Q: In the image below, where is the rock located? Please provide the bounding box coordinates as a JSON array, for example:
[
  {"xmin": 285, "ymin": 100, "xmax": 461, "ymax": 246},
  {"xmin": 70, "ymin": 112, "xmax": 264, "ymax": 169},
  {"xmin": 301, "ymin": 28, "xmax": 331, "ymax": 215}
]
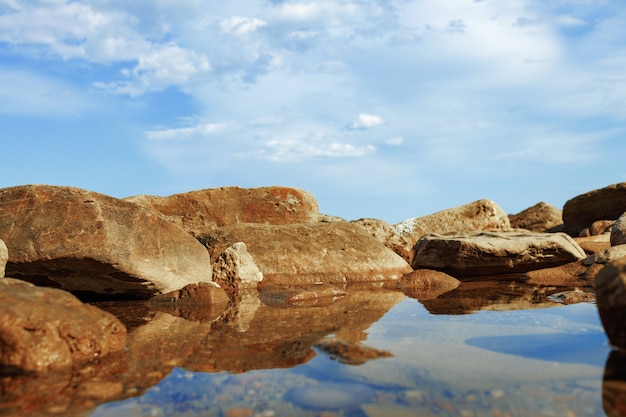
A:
[
  {"xmin": 259, "ymin": 284, "xmax": 348, "ymax": 307},
  {"xmin": 582, "ymin": 220, "xmax": 615, "ymax": 237},
  {"xmin": 611, "ymin": 213, "xmax": 626, "ymax": 246},
  {"xmin": 563, "ymin": 182, "xmax": 626, "ymax": 237},
  {"xmin": 314, "ymin": 336, "xmax": 393, "ymax": 365},
  {"xmin": 351, "ymin": 218, "xmax": 414, "ymax": 263},
  {"xmin": 125, "ymin": 186, "xmax": 319, "ymax": 236},
  {"xmin": 394, "ymin": 199, "xmax": 510, "ymax": 252},
  {"xmin": 575, "ymin": 234, "xmax": 611, "ymax": 254},
  {"xmin": 508, "ymin": 202, "xmax": 563, "ymax": 232},
  {"xmin": 0, "ymin": 278, "xmax": 126, "ymax": 372},
  {"xmin": 0, "ymin": 185, "xmax": 213, "ymax": 299},
  {"xmin": 412, "ymin": 231, "xmax": 587, "ymax": 277},
  {"xmin": 319, "ymin": 213, "xmax": 346, "ymax": 223},
  {"xmin": 198, "ymin": 222, "xmax": 412, "ymax": 286},
  {"xmin": 549, "ymin": 290, "xmax": 596, "ymax": 305},
  {"xmin": 523, "ymin": 262, "xmax": 590, "ymax": 287},
  {"xmin": 392, "ymin": 269, "xmax": 460, "ymax": 300},
  {"xmin": 148, "ymin": 282, "xmax": 229, "ymax": 322},
  {"xmin": 594, "ymin": 257, "xmax": 626, "ymax": 350},
  {"xmin": 212, "ymin": 242, "xmax": 263, "ymax": 299},
  {"xmin": 0, "ymin": 239, "xmax": 7, "ymax": 278}
]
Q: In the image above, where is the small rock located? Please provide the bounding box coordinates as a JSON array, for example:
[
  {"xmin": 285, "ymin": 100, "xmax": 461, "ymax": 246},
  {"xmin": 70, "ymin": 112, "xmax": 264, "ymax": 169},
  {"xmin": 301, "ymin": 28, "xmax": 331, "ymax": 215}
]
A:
[{"xmin": 213, "ymin": 242, "xmax": 263, "ymax": 299}]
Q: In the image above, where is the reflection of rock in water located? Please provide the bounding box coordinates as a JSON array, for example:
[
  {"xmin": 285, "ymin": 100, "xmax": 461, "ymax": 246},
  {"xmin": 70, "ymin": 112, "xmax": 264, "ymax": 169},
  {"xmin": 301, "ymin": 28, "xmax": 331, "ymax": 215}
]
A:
[
  {"xmin": 603, "ymin": 350, "xmax": 626, "ymax": 417},
  {"xmin": 314, "ymin": 336, "xmax": 393, "ymax": 365}
]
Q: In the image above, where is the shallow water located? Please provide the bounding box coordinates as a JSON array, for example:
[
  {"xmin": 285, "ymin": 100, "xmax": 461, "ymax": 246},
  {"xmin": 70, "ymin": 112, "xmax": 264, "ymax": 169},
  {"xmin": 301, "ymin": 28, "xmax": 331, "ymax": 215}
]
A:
[{"xmin": 90, "ymin": 292, "xmax": 611, "ymax": 417}]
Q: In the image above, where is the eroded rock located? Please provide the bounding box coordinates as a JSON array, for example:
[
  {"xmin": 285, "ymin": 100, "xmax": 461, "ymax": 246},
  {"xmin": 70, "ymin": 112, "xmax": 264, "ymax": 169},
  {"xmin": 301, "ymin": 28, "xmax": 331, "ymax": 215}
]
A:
[
  {"xmin": 0, "ymin": 185, "xmax": 213, "ymax": 298},
  {"xmin": 508, "ymin": 202, "xmax": 563, "ymax": 232},
  {"xmin": 212, "ymin": 242, "xmax": 263, "ymax": 299},
  {"xmin": 563, "ymin": 182, "xmax": 626, "ymax": 237},
  {"xmin": 412, "ymin": 231, "xmax": 587, "ymax": 277}
]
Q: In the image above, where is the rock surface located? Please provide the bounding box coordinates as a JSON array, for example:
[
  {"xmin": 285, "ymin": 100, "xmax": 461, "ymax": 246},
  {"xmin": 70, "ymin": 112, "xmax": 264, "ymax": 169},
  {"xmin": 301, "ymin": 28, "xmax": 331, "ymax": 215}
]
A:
[
  {"xmin": 0, "ymin": 239, "xmax": 7, "ymax": 278},
  {"xmin": 0, "ymin": 278, "xmax": 126, "ymax": 372},
  {"xmin": 392, "ymin": 269, "xmax": 461, "ymax": 300},
  {"xmin": 508, "ymin": 202, "xmax": 563, "ymax": 232},
  {"xmin": 125, "ymin": 186, "xmax": 319, "ymax": 236},
  {"xmin": 212, "ymin": 242, "xmax": 264, "ymax": 299},
  {"xmin": 198, "ymin": 222, "xmax": 412, "ymax": 285},
  {"xmin": 563, "ymin": 182, "xmax": 626, "ymax": 237},
  {"xmin": 611, "ymin": 213, "xmax": 626, "ymax": 246},
  {"xmin": 412, "ymin": 231, "xmax": 587, "ymax": 277},
  {"xmin": 394, "ymin": 199, "xmax": 510, "ymax": 250},
  {"xmin": 595, "ymin": 257, "xmax": 626, "ymax": 350},
  {"xmin": 351, "ymin": 218, "xmax": 414, "ymax": 263},
  {"xmin": 0, "ymin": 185, "xmax": 213, "ymax": 299}
]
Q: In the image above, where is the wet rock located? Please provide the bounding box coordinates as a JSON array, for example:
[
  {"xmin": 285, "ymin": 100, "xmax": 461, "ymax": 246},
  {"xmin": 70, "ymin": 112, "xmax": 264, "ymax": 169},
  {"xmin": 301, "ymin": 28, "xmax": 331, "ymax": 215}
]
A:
[
  {"xmin": 213, "ymin": 242, "xmax": 263, "ymax": 299},
  {"xmin": 0, "ymin": 278, "xmax": 126, "ymax": 372},
  {"xmin": 594, "ymin": 257, "xmax": 626, "ymax": 350},
  {"xmin": 0, "ymin": 239, "xmax": 7, "ymax": 277},
  {"xmin": 508, "ymin": 202, "xmax": 563, "ymax": 232},
  {"xmin": 563, "ymin": 182, "xmax": 626, "ymax": 237},
  {"xmin": 125, "ymin": 186, "xmax": 319, "ymax": 236},
  {"xmin": 351, "ymin": 218, "xmax": 414, "ymax": 263},
  {"xmin": 392, "ymin": 269, "xmax": 460, "ymax": 300},
  {"xmin": 523, "ymin": 261, "xmax": 590, "ymax": 287},
  {"xmin": 0, "ymin": 185, "xmax": 213, "ymax": 299},
  {"xmin": 549, "ymin": 290, "xmax": 596, "ymax": 305},
  {"xmin": 611, "ymin": 212, "xmax": 626, "ymax": 247},
  {"xmin": 394, "ymin": 199, "xmax": 510, "ymax": 252},
  {"xmin": 314, "ymin": 336, "xmax": 393, "ymax": 365},
  {"xmin": 148, "ymin": 282, "xmax": 229, "ymax": 322},
  {"xmin": 198, "ymin": 222, "xmax": 412, "ymax": 286},
  {"xmin": 412, "ymin": 231, "xmax": 587, "ymax": 277},
  {"xmin": 259, "ymin": 284, "xmax": 348, "ymax": 307}
]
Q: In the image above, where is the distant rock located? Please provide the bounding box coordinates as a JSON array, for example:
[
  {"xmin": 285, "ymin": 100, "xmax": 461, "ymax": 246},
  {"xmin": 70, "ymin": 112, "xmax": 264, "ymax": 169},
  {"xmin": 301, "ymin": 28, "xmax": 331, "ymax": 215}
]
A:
[
  {"xmin": 412, "ymin": 231, "xmax": 587, "ymax": 276},
  {"xmin": 125, "ymin": 186, "xmax": 319, "ymax": 236},
  {"xmin": 351, "ymin": 218, "xmax": 414, "ymax": 263},
  {"xmin": 394, "ymin": 199, "xmax": 510, "ymax": 258},
  {"xmin": 508, "ymin": 202, "xmax": 563, "ymax": 232},
  {"xmin": 595, "ymin": 257, "xmax": 626, "ymax": 350},
  {"xmin": 0, "ymin": 185, "xmax": 213, "ymax": 299},
  {"xmin": 563, "ymin": 182, "xmax": 626, "ymax": 237},
  {"xmin": 198, "ymin": 222, "xmax": 412, "ymax": 286},
  {"xmin": 0, "ymin": 239, "xmax": 7, "ymax": 278},
  {"xmin": 212, "ymin": 242, "xmax": 264, "ymax": 299},
  {"xmin": 611, "ymin": 213, "xmax": 626, "ymax": 246},
  {"xmin": 0, "ymin": 278, "xmax": 126, "ymax": 372}
]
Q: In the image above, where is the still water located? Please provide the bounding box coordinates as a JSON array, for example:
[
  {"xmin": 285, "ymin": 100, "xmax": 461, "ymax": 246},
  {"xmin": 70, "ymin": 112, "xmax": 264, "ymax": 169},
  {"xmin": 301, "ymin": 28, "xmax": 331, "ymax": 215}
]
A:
[{"xmin": 85, "ymin": 283, "xmax": 614, "ymax": 417}]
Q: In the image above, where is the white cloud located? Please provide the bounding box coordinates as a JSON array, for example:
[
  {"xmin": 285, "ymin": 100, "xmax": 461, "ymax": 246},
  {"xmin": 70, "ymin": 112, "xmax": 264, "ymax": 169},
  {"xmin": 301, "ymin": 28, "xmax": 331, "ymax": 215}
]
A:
[
  {"xmin": 220, "ymin": 16, "xmax": 267, "ymax": 35},
  {"xmin": 145, "ymin": 123, "xmax": 226, "ymax": 141},
  {"xmin": 348, "ymin": 113, "xmax": 384, "ymax": 130},
  {"xmin": 385, "ymin": 137, "xmax": 404, "ymax": 146},
  {"xmin": 555, "ymin": 15, "xmax": 587, "ymax": 26},
  {"xmin": 276, "ymin": 1, "xmax": 358, "ymax": 21}
]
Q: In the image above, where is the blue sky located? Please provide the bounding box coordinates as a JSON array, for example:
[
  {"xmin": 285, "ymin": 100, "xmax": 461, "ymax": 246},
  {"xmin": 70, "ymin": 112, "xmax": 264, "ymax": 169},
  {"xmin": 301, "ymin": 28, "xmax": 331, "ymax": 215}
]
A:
[{"xmin": 1, "ymin": 0, "xmax": 625, "ymax": 223}]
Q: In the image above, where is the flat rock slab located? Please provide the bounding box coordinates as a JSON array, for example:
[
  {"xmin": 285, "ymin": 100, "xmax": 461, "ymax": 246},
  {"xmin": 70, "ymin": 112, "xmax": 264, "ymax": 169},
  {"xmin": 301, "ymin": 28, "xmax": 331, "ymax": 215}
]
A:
[
  {"xmin": 412, "ymin": 231, "xmax": 587, "ymax": 277},
  {"xmin": 0, "ymin": 185, "xmax": 213, "ymax": 298},
  {"xmin": 198, "ymin": 222, "xmax": 412, "ymax": 285},
  {"xmin": 0, "ymin": 278, "xmax": 126, "ymax": 372}
]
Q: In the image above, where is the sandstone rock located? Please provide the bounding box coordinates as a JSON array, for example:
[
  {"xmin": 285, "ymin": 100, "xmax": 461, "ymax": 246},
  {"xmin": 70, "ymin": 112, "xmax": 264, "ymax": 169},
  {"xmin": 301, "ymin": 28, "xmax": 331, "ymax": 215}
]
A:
[
  {"xmin": 198, "ymin": 222, "xmax": 412, "ymax": 286},
  {"xmin": 0, "ymin": 185, "xmax": 213, "ymax": 299},
  {"xmin": 125, "ymin": 186, "xmax": 319, "ymax": 236},
  {"xmin": 563, "ymin": 182, "xmax": 626, "ymax": 237},
  {"xmin": 508, "ymin": 202, "xmax": 563, "ymax": 232},
  {"xmin": 394, "ymin": 199, "xmax": 510, "ymax": 251},
  {"xmin": 391, "ymin": 269, "xmax": 460, "ymax": 300},
  {"xmin": 412, "ymin": 231, "xmax": 587, "ymax": 277},
  {"xmin": 148, "ymin": 282, "xmax": 229, "ymax": 323},
  {"xmin": 611, "ymin": 213, "xmax": 626, "ymax": 246},
  {"xmin": 583, "ymin": 245, "xmax": 626, "ymax": 270},
  {"xmin": 319, "ymin": 214, "xmax": 346, "ymax": 223},
  {"xmin": 575, "ymin": 234, "xmax": 612, "ymax": 254},
  {"xmin": 351, "ymin": 218, "xmax": 414, "ymax": 263},
  {"xmin": 594, "ymin": 257, "xmax": 626, "ymax": 350},
  {"xmin": 523, "ymin": 261, "xmax": 590, "ymax": 287},
  {"xmin": 212, "ymin": 242, "xmax": 263, "ymax": 299},
  {"xmin": 0, "ymin": 278, "xmax": 126, "ymax": 372},
  {"xmin": 0, "ymin": 239, "xmax": 7, "ymax": 278}
]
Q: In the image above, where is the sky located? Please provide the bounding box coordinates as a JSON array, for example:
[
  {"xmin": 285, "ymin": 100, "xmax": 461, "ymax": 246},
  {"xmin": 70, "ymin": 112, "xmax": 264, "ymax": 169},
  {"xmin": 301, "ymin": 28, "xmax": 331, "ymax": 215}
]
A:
[{"xmin": 1, "ymin": 0, "xmax": 625, "ymax": 224}]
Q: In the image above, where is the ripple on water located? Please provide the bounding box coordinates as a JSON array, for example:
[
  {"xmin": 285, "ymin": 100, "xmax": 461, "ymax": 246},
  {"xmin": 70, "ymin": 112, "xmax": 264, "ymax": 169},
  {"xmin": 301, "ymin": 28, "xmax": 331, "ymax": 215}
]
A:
[{"xmin": 285, "ymin": 382, "xmax": 376, "ymax": 411}]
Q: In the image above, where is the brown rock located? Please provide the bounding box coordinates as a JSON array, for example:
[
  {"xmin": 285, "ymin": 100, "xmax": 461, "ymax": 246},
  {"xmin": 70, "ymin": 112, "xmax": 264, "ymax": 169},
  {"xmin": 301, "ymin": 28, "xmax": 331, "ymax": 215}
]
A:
[
  {"xmin": 148, "ymin": 282, "xmax": 229, "ymax": 322},
  {"xmin": 259, "ymin": 284, "xmax": 348, "ymax": 307},
  {"xmin": 595, "ymin": 257, "xmax": 626, "ymax": 350},
  {"xmin": 611, "ymin": 213, "xmax": 626, "ymax": 246},
  {"xmin": 575, "ymin": 234, "xmax": 611, "ymax": 254},
  {"xmin": 212, "ymin": 242, "xmax": 264, "ymax": 299},
  {"xmin": 0, "ymin": 278, "xmax": 126, "ymax": 372},
  {"xmin": 412, "ymin": 231, "xmax": 587, "ymax": 277},
  {"xmin": 198, "ymin": 222, "xmax": 412, "ymax": 286},
  {"xmin": 508, "ymin": 202, "xmax": 563, "ymax": 232},
  {"xmin": 0, "ymin": 185, "xmax": 213, "ymax": 299},
  {"xmin": 0, "ymin": 239, "xmax": 7, "ymax": 278},
  {"xmin": 125, "ymin": 186, "xmax": 319, "ymax": 236},
  {"xmin": 393, "ymin": 269, "xmax": 460, "ymax": 300},
  {"xmin": 524, "ymin": 261, "xmax": 590, "ymax": 287},
  {"xmin": 394, "ymin": 199, "xmax": 510, "ymax": 250},
  {"xmin": 314, "ymin": 337, "xmax": 393, "ymax": 365},
  {"xmin": 563, "ymin": 182, "xmax": 626, "ymax": 237},
  {"xmin": 351, "ymin": 218, "xmax": 414, "ymax": 263}
]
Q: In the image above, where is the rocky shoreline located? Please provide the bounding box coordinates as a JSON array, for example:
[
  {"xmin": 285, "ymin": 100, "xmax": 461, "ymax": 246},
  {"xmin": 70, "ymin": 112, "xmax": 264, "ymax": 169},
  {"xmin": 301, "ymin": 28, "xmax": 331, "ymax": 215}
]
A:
[{"xmin": 2, "ymin": 182, "xmax": 626, "ymax": 415}]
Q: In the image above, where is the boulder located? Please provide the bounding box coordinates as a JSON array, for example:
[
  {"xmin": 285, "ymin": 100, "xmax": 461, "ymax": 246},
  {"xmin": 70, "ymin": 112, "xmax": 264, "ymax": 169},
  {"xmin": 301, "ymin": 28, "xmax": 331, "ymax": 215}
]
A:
[
  {"xmin": 412, "ymin": 231, "xmax": 587, "ymax": 277},
  {"xmin": 0, "ymin": 239, "xmax": 7, "ymax": 278},
  {"xmin": 595, "ymin": 257, "xmax": 626, "ymax": 350},
  {"xmin": 563, "ymin": 182, "xmax": 626, "ymax": 237},
  {"xmin": 351, "ymin": 218, "xmax": 414, "ymax": 263},
  {"xmin": 611, "ymin": 213, "xmax": 626, "ymax": 246},
  {"xmin": 0, "ymin": 185, "xmax": 213, "ymax": 299},
  {"xmin": 125, "ymin": 186, "xmax": 319, "ymax": 236},
  {"xmin": 212, "ymin": 242, "xmax": 264, "ymax": 299},
  {"xmin": 392, "ymin": 269, "xmax": 461, "ymax": 300},
  {"xmin": 198, "ymin": 222, "xmax": 413, "ymax": 285},
  {"xmin": 508, "ymin": 202, "xmax": 563, "ymax": 232},
  {"xmin": 394, "ymin": 199, "xmax": 510, "ymax": 251},
  {"xmin": 0, "ymin": 278, "xmax": 126, "ymax": 372}
]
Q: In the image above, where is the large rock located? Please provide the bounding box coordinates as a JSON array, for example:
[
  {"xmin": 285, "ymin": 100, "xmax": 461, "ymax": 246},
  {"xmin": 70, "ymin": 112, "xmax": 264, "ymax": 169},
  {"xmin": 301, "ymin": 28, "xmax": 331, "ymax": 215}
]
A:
[
  {"xmin": 0, "ymin": 278, "xmax": 126, "ymax": 372},
  {"xmin": 198, "ymin": 222, "xmax": 413, "ymax": 285},
  {"xmin": 508, "ymin": 202, "xmax": 563, "ymax": 232},
  {"xmin": 412, "ymin": 231, "xmax": 587, "ymax": 277},
  {"xmin": 0, "ymin": 185, "xmax": 213, "ymax": 298},
  {"xmin": 125, "ymin": 186, "xmax": 319, "ymax": 236},
  {"xmin": 394, "ymin": 199, "xmax": 510, "ymax": 252},
  {"xmin": 611, "ymin": 213, "xmax": 626, "ymax": 246},
  {"xmin": 351, "ymin": 218, "xmax": 414, "ymax": 263},
  {"xmin": 212, "ymin": 242, "xmax": 264, "ymax": 299},
  {"xmin": 563, "ymin": 182, "xmax": 626, "ymax": 237},
  {"xmin": 0, "ymin": 239, "xmax": 7, "ymax": 277},
  {"xmin": 595, "ymin": 257, "xmax": 626, "ymax": 350}
]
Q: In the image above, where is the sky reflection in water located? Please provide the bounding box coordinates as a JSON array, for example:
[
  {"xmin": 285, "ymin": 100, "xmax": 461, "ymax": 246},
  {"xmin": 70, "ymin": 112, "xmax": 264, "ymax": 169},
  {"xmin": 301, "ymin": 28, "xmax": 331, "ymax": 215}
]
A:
[{"xmin": 91, "ymin": 297, "xmax": 611, "ymax": 417}]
